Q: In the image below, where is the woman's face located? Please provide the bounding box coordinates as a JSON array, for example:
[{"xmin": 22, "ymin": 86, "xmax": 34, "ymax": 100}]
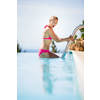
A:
[{"xmin": 49, "ymin": 19, "xmax": 58, "ymax": 28}]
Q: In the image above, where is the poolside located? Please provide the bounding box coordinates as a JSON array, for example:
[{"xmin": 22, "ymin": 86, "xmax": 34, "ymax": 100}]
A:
[{"xmin": 17, "ymin": 53, "xmax": 83, "ymax": 100}]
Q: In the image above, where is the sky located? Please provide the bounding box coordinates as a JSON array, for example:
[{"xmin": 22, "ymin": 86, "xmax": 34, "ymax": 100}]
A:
[{"xmin": 17, "ymin": 0, "xmax": 84, "ymax": 52}]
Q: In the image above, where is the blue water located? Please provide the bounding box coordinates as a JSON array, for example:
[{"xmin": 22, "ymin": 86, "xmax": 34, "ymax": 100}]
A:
[{"xmin": 17, "ymin": 53, "xmax": 82, "ymax": 100}]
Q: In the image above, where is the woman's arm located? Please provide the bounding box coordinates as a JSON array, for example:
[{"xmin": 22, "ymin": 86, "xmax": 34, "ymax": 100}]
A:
[{"xmin": 47, "ymin": 28, "xmax": 74, "ymax": 43}]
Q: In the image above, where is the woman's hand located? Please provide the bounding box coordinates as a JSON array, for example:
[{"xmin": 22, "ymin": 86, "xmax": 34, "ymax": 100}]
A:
[{"xmin": 69, "ymin": 35, "xmax": 74, "ymax": 41}]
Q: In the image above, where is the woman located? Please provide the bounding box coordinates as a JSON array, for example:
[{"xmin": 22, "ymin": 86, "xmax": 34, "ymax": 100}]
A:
[{"xmin": 38, "ymin": 16, "xmax": 74, "ymax": 58}]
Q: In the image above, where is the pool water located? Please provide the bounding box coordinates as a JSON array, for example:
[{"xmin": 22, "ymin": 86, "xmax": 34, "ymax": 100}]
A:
[{"xmin": 17, "ymin": 53, "xmax": 82, "ymax": 100}]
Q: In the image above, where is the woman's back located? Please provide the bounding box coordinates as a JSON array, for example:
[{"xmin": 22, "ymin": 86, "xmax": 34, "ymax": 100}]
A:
[{"xmin": 40, "ymin": 25, "xmax": 52, "ymax": 50}]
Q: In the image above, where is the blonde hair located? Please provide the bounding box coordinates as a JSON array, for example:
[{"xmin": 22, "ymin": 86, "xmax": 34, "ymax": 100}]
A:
[{"xmin": 49, "ymin": 16, "xmax": 58, "ymax": 21}]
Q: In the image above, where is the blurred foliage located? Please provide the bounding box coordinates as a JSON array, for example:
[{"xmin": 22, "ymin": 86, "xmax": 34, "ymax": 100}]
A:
[
  {"xmin": 73, "ymin": 35, "xmax": 77, "ymax": 43},
  {"xmin": 17, "ymin": 41, "xmax": 21, "ymax": 52},
  {"xmin": 51, "ymin": 40, "xmax": 60, "ymax": 53},
  {"xmin": 23, "ymin": 50, "xmax": 26, "ymax": 52},
  {"xmin": 79, "ymin": 20, "xmax": 84, "ymax": 38},
  {"xmin": 70, "ymin": 20, "xmax": 84, "ymax": 47}
]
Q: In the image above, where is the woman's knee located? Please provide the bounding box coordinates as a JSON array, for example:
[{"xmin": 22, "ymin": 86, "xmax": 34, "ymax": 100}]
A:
[{"xmin": 49, "ymin": 52, "xmax": 59, "ymax": 58}]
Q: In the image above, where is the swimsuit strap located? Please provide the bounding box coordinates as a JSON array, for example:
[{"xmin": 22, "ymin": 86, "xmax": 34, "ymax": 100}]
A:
[
  {"xmin": 44, "ymin": 25, "xmax": 50, "ymax": 29},
  {"xmin": 43, "ymin": 25, "xmax": 52, "ymax": 40},
  {"xmin": 44, "ymin": 25, "xmax": 48, "ymax": 29}
]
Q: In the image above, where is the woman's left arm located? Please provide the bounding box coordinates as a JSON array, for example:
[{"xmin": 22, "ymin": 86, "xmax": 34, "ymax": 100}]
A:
[{"xmin": 48, "ymin": 29, "xmax": 74, "ymax": 43}]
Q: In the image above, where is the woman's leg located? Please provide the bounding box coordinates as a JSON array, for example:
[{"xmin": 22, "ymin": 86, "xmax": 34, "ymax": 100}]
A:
[
  {"xmin": 40, "ymin": 53, "xmax": 50, "ymax": 58},
  {"xmin": 49, "ymin": 52, "xmax": 59, "ymax": 58}
]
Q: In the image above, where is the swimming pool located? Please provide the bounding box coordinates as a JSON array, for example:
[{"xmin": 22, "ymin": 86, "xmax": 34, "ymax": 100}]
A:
[{"xmin": 17, "ymin": 53, "xmax": 82, "ymax": 100}]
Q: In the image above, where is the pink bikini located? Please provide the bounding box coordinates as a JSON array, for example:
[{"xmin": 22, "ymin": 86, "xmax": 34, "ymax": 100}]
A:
[
  {"xmin": 38, "ymin": 25, "xmax": 52, "ymax": 57},
  {"xmin": 38, "ymin": 49, "xmax": 49, "ymax": 57}
]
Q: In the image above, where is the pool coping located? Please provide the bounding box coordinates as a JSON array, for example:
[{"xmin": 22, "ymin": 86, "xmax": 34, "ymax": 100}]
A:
[{"xmin": 70, "ymin": 50, "xmax": 84, "ymax": 100}]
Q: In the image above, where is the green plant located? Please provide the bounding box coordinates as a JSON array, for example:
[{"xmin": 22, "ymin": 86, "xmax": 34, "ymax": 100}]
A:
[
  {"xmin": 79, "ymin": 20, "xmax": 84, "ymax": 38},
  {"xmin": 17, "ymin": 42, "xmax": 21, "ymax": 52},
  {"xmin": 73, "ymin": 35, "xmax": 77, "ymax": 43},
  {"xmin": 51, "ymin": 40, "xmax": 60, "ymax": 53}
]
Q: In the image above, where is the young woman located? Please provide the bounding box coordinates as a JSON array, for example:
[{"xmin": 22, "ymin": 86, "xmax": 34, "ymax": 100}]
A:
[{"xmin": 38, "ymin": 16, "xmax": 74, "ymax": 58}]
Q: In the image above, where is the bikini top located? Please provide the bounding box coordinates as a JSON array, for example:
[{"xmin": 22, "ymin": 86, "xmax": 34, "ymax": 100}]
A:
[{"xmin": 43, "ymin": 25, "xmax": 52, "ymax": 40}]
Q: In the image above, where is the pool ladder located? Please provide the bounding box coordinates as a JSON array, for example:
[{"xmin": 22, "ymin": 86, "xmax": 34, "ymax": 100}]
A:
[{"xmin": 61, "ymin": 25, "xmax": 84, "ymax": 58}]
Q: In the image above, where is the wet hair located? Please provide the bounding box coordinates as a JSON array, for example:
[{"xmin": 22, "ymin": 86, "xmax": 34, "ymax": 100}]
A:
[{"xmin": 49, "ymin": 16, "xmax": 58, "ymax": 21}]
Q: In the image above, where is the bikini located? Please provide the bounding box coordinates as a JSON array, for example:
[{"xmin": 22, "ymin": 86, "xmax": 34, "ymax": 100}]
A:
[{"xmin": 38, "ymin": 25, "xmax": 52, "ymax": 57}]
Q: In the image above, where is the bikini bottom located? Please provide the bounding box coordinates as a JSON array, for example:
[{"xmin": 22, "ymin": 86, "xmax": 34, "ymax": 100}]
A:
[{"xmin": 38, "ymin": 49, "xmax": 49, "ymax": 57}]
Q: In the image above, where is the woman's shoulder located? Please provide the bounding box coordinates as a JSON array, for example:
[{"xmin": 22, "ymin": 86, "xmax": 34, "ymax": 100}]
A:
[
  {"xmin": 44, "ymin": 27, "xmax": 51, "ymax": 33},
  {"xmin": 43, "ymin": 25, "xmax": 54, "ymax": 34}
]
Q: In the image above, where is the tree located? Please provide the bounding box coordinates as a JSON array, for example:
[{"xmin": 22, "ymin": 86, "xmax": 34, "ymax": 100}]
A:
[
  {"xmin": 73, "ymin": 35, "xmax": 77, "ymax": 43},
  {"xmin": 51, "ymin": 40, "xmax": 60, "ymax": 53},
  {"xmin": 17, "ymin": 41, "xmax": 21, "ymax": 52},
  {"xmin": 79, "ymin": 20, "xmax": 84, "ymax": 38}
]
